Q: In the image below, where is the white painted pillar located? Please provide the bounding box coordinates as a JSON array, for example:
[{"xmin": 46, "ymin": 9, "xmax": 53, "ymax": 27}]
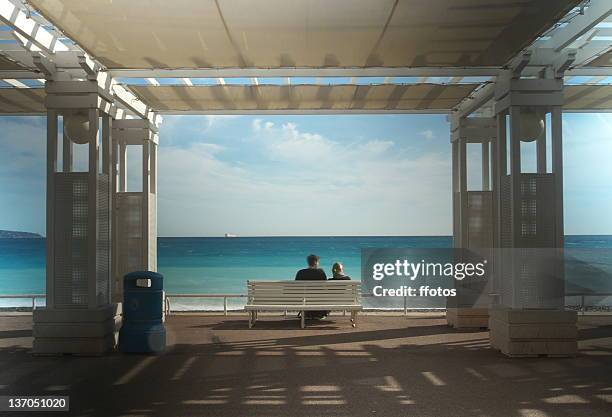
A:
[
  {"xmin": 489, "ymin": 76, "xmax": 575, "ymax": 357},
  {"xmin": 34, "ymin": 81, "xmax": 119, "ymax": 355},
  {"xmin": 448, "ymin": 117, "xmax": 496, "ymax": 328},
  {"xmin": 119, "ymin": 140, "xmax": 127, "ymax": 192},
  {"xmin": 45, "ymin": 110, "xmax": 58, "ymax": 309},
  {"xmin": 482, "ymin": 141, "xmax": 490, "ymax": 191},
  {"xmin": 62, "ymin": 122, "xmax": 72, "ymax": 172},
  {"xmin": 551, "ymin": 106, "xmax": 564, "ymax": 248},
  {"xmin": 111, "ymin": 120, "xmax": 159, "ymax": 302}
]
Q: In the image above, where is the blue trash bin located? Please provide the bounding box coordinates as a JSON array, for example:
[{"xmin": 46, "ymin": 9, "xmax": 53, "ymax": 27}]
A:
[{"xmin": 119, "ymin": 271, "xmax": 166, "ymax": 353}]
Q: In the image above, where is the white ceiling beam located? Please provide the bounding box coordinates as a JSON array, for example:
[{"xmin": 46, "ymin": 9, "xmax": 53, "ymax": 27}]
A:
[
  {"xmin": 453, "ymin": 82, "xmax": 496, "ymax": 118},
  {"xmin": 542, "ymin": 0, "xmax": 612, "ymax": 51},
  {"xmin": 1, "ymin": 66, "xmax": 607, "ymax": 82},
  {"xmin": 156, "ymin": 109, "xmax": 453, "ymax": 115},
  {"xmin": 112, "ymin": 82, "xmax": 158, "ymax": 124},
  {"xmin": 0, "ymin": 0, "xmax": 69, "ymax": 53},
  {"xmin": 108, "ymin": 67, "xmax": 502, "ymax": 79},
  {"xmin": 561, "ymin": 67, "xmax": 612, "ymax": 76},
  {"xmin": 0, "ymin": 69, "xmax": 40, "ymax": 78},
  {"xmin": 32, "ymin": 52, "xmax": 54, "ymax": 77},
  {"xmin": 13, "ymin": 31, "xmax": 40, "ymax": 52}
]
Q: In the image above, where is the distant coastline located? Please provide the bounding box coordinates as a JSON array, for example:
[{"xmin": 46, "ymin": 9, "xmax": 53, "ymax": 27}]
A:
[{"xmin": 0, "ymin": 230, "xmax": 43, "ymax": 239}]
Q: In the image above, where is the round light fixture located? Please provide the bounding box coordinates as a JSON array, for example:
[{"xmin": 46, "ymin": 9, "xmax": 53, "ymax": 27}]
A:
[
  {"xmin": 519, "ymin": 109, "xmax": 544, "ymax": 142},
  {"xmin": 63, "ymin": 112, "xmax": 90, "ymax": 144}
]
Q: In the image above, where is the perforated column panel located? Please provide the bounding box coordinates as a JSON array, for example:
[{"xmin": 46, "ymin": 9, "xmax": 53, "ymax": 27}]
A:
[
  {"xmin": 500, "ymin": 174, "xmax": 556, "ymax": 248},
  {"xmin": 116, "ymin": 193, "xmax": 143, "ymax": 278},
  {"xmin": 500, "ymin": 178, "xmax": 513, "ymax": 248},
  {"xmin": 54, "ymin": 173, "xmax": 89, "ymax": 308},
  {"xmin": 498, "ymin": 174, "xmax": 562, "ymax": 309},
  {"xmin": 467, "ymin": 191, "xmax": 493, "ymax": 248},
  {"xmin": 148, "ymin": 193, "xmax": 157, "ymax": 271},
  {"xmin": 53, "ymin": 173, "xmax": 110, "ymax": 308},
  {"xmin": 96, "ymin": 175, "xmax": 110, "ymax": 306}
]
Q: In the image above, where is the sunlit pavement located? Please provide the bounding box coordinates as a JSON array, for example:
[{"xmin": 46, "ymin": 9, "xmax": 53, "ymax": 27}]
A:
[{"xmin": 0, "ymin": 313, "xmax": 611, "ymax": 417}]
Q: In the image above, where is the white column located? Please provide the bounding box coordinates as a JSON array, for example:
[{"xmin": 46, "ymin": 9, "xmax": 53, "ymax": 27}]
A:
[
  {"xmin": 509, "ymin": 106, "xmax": 522, "ymax": 249},
  {"xmin": 482, "ymin": 141, "xmax": 490, "ymax": 191},
  {"xmin": 458, "ymin": 136, "xmax": 468, "ymax": 248},
  {"xmin": 119, "ymin": 140, "xmax": 127, "ymax": 192},
  {"xmin": 87, "ymin": 108, "xmax": 100, "ymax": 309},
  {"xmin": 45, "ymin": 110, "xmax": 58, "ymax": 309},
  {"xmin": 35, "ymin": 81, "xmax": 120, "ymax": 355},
  {"xmin": 551, "ymin": 106, "xmax": 564, "ymax": 248},
  {"xmin": 62, "ymin": 122, "xmax": 72, "ymax": 172},
  {"xmin": 142, "ymin": 139, "xmax": 150, "ymax": 269}
]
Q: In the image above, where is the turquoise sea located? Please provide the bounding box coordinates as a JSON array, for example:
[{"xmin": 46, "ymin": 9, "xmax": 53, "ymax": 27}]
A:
[{"xmin": 1, "ymin": 236, "xmax": 611, "ymax": 309}]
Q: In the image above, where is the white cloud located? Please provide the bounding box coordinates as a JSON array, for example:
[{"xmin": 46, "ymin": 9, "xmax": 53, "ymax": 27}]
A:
[
  {"xmin": 157, "ymin": 118, "xmax": 452, "ymax": 236},
  {"xmin": 418, "ymin": 129, "xmax": 434, "ymax": 140},
  {"xmin": 357, "ymin": 139, "xmax": 394, "ymax": 155},
  {"xmin": 252, "ymin": 118, "xmax": 274, "ymax": 132}
]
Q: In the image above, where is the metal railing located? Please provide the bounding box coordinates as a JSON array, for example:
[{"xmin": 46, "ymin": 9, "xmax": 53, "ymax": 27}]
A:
[
  {"xmin": 0, "ymin": 294, "xmax": 45, "ymax": 310},
  {"xmin": 164, "ymin": 293, "xmax": 248, "ymax": 316},
  {"xmin": 1, "ymin": 292, "xmax": 611, "ymax": 316},
  {"xmin": 566, "ymin": 292, "xmax": 612, "ymax": 315}
]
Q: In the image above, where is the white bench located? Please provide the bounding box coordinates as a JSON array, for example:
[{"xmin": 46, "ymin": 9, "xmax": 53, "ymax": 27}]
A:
[{"xmin": 245, "ymin": 280, "xmax": 362, "ymax": 328}]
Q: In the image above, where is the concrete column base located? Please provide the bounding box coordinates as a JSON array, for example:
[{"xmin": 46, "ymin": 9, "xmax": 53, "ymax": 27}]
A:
[
  {"xmin": 489, "ymin": 307, "xmax": 577, "ymax": 357},
  {"xmin": 446, "ymin": 308, "xmax": 489, "ymax": 329},
  {"xmin": 33, "ymin": 304, "xmax": 122, "ymax": 355}
]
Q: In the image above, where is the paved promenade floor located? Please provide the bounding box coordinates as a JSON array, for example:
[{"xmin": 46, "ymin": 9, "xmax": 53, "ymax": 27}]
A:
[{"xmin": 0, "ymin": 313, "xmax": 611, "ymax": 417}]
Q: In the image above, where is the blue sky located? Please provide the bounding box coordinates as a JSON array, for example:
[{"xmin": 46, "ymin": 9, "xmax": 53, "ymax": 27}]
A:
[{"xmin": 0, "ymin": 113, "xmax": 611, "ymax": 236}]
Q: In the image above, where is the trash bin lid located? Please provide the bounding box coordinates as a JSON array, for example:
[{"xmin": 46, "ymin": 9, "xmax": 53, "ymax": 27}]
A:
[{"xmin": 124, "ymin": 271, "xmax": 163, "ymax": 290}]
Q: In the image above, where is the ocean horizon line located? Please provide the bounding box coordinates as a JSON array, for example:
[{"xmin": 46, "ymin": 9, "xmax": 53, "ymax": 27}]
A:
[
  {"xmin": 155, "ymin": 234, "xmax": 612, "ymax": 239},
  {"xmin": 3, "ymin": 233, "xmax": 612, "ymax": 239}
]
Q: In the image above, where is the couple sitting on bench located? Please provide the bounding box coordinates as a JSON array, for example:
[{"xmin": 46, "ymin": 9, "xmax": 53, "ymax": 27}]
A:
[{"xmin": 295, "ymin": 254, "xmax": 351, "ymax": 320}]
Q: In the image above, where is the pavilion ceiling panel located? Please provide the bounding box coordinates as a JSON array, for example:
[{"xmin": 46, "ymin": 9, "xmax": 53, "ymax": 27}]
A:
[
  {"xmin": 28, "ymin": 0, "xmax": 580, "ymax": 69},
  {"xmin": 128, "ymin": 84, "xmax": 481, "ymax": 113},
  {"xmin": 564, "ymin": 85, "xmax": 612, "ymax": 111},
  {"xmin": 587, "ymin": 51, "xmax": 612, "ymax": 67},
  {"xmin": 0, "ymin": 56, "xmax": 28, "ymax": 71},
  {"xmin": 0, "ymin": 88, "xmax": 45, "ymax": 113}
]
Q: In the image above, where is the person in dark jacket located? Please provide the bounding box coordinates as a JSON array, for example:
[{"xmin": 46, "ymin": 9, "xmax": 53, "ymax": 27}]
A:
[
  {"xmin": 329, "ymin": 262, "xmax": 351, "ymax": 280},
  {"xmin": 295, "ymin": 254, "xmax": 327, "ymax": 319},
  {"xmin": 295, "ymin": 254, "xmax": 327, "ymax": 281}
]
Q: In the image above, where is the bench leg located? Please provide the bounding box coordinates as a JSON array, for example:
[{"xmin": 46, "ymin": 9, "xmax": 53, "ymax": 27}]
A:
[
  {"xmin": 300, "ymin": 311, "xmax": 305, "ymax": 329},
  {"xmin": 351, "ymin": 311, "xmax": 357, "ymax": 328},
  {"xmin": 248, "ymin": 311, "xmax": 253, "ymax": 328}
]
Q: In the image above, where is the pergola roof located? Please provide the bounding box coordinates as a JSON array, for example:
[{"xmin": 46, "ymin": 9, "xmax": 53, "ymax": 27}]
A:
[
  {"xmin": 1, "ymin": 83, "xmax": 610, "ymax": 115},
  {"xmin": 0, "ymin": 0, "xmax": 610, "ymax": 117},
  {"xmin": 28, "ymin": 0, "xmax": 579, "ymax": 69},
  {"xmin": 564, "ymin": 84, "xmax": 612, "ymax": 111},
  {"xmin": 0, "ymin": 88, "xmax": 45, "ymax": 113},
  {"xmin": 0, "ymin": 55, "xmax": 27, "ymax": 71},
  {"xmin": 587, "ymin": 51, "xmax": 612, "ymax": 67},
  {"xmin": 128, "ymin": 83, "xmax": 481, "ymax": 114}
]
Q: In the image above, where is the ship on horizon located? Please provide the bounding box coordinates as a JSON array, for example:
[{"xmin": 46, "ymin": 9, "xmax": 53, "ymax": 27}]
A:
[{"xmin": 224, "ymin": 233, "xmax": 237, "ymax": 238}]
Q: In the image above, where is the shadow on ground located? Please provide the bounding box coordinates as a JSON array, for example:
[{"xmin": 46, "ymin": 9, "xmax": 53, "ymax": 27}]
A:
[{"xmin": 0, "ymin": 314, "xmax": 611, "ymax": 417}]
